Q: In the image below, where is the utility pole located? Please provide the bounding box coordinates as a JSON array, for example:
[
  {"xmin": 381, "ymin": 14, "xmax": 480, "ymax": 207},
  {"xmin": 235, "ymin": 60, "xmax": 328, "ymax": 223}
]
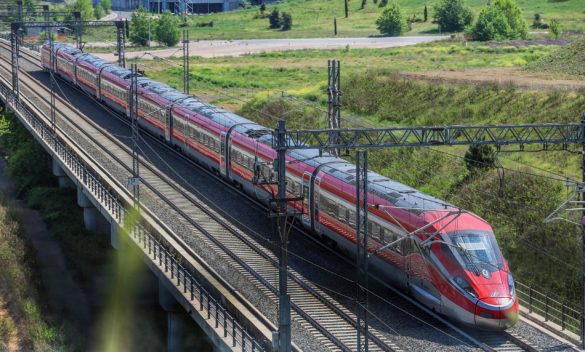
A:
[
  {"xmin": 327, "ymin": 60, "xmax": 341, "ymax": 156},
  {"xmin": 128, "ymin": 63, "xmax": 140, "ymax": 208},
  {"xmin": 183, "ymin": 29, "xmax": 189, "ymax": 94},
  {"xmin": 116, "ymin": 19, "xmax": 126, "ymax": 68},
  {"xmin": 356, "ymin": 150, "xmax": 369, "ymax": 352},
  {"xmin": 10, "ymin": 22, "xmax": 19, "ymax": 102},
  {"xmin": 73, "ymin": 11, "xmax": 81, "ymax": 49},
  {"xmin": 276, "ymin": 119, "xmax": 291, "ymax": 352},
  {"xmin": 581, "ymin": 114, "xmax": 585, "ymax": 349}
]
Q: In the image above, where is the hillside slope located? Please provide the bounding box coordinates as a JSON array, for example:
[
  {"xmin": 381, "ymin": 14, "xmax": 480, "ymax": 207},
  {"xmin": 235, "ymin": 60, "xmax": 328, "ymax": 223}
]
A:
[{"xmin": 529, "ymin": 36, "xmax": 585, "ymax": 78}]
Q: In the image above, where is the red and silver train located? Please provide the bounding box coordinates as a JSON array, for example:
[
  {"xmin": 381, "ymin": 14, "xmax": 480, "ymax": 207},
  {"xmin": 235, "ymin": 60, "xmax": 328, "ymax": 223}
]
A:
[{"xmin": 41, "ymin": 41, "xmax": 518, "ymax": 330}]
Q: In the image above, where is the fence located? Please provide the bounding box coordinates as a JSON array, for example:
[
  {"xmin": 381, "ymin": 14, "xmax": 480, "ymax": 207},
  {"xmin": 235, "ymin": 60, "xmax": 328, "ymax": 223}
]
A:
[
  {"xmin": 0, "ymin": 76, "xmax": 266, "ymax": 352},
  {"xmin": 516, "ymin": 281, "xmax": 580, "ymax": 334}
]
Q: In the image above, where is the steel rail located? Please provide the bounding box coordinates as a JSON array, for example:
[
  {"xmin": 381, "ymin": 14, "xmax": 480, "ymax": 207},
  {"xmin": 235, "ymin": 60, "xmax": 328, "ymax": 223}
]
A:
[{"xmin": 0, "ymin": 49, "xmax": 401, "ymax": 352}]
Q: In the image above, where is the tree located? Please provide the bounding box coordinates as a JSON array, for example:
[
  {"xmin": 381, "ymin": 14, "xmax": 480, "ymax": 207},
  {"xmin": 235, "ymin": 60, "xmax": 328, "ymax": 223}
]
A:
[
  {"xmin": 281, "ymin": 12, "xmax": 292, "ymax": 30},
  {"xmin": 423, "ymin": 4, "xmax": 428, "ymax": 22},
  {"xmin": 378, "ymin": 0, "xmax": 387, "ymax": 7},
  {"xmin": 94, "ymin": 2, "xmax": 104, "ymax": 19},
  {"xmin": 334, "ymin": 17, "xmax": 337, "ymax": 35},
  {"xmin": 268, "ymin": 8, "xmax": 281, "ymax": 29},
  {"xmin": 344, "ymin": 0, "xmax": 348, "ymax": 17},
  {"xmin": 464, "ymin": 144, "xmax": 496, "ymax": 172},
  {"xmin": 260, "ymin": 3, "xmax": 266, "ymax": 14},
  {"xmin": 471, "ymin": 0, "xmax": 527, "ymax": 40},
  {"xmin": 360, "ymin": 0, "xmax": 366, "ymax": 10},
  {"xmin": 376, "ymin": 1, "xmax": 405, "ymax": 36},
  {"xmin": 68, "ymin": 0, "xmax": 95, "ymax": 21},
  {"xmin": 549, "ymin": 19, "xmax": 561, "ymax": 39},
  {"xmin": 101, "ymin": 0, "xmax": 112, "ymax": 13},
  {"xmin": 433, "ymin": 0, "xmax": 473, "ymax": 32},
  {"xmin": 156, "ymin": 10, "xmax": 180, "ymax": 46},
  {"xmin": 129, "ymin": 8, "xmax": 150, "ymax": 46}
]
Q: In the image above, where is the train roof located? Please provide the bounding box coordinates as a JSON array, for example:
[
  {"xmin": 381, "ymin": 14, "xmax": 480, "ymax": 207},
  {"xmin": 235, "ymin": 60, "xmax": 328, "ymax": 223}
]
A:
[
  {"xmin": 102, "ymin": 65, "xmax": 132, "ymax": 79},
  {"xmin": 288, "ymin": 148, "xmax": 452, "ymax": 213},
  {"xmin": 49, "ymin": 42, "xmax": 455, "ymax": 216}
]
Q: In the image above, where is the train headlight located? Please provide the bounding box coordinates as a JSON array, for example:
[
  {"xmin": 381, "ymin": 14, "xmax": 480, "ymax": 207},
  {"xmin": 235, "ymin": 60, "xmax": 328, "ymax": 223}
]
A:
[
  {"xmin": 508, "ymin": 273, "xmax": 515, "ymax": 297},
  {"xmin": 453, "ymin": 276, "xmax": 478, "ymax": 298}
]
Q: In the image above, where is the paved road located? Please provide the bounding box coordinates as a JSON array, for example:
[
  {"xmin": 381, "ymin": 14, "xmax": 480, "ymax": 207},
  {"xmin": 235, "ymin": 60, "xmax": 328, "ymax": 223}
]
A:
[{"xmin": 92, "ymin": 35, "xmax": 448, "ymax": 61}]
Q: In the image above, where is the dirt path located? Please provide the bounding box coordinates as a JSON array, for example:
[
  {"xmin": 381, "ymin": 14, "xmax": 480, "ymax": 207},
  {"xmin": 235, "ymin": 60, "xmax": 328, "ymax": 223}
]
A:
[
  {"xmin": 401, "ymin": 67, "xmax": 585, "ymax": 91},
  {"xmin": 0, "ymin": 158, "xmax": 92, "ymax": 333}
]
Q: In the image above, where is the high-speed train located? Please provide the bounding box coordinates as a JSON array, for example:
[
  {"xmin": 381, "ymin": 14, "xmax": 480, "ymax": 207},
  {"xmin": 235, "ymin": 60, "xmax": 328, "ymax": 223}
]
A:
[{"xmin": 41, "ymin": 41, "xmax": 518, "ymax": 329}]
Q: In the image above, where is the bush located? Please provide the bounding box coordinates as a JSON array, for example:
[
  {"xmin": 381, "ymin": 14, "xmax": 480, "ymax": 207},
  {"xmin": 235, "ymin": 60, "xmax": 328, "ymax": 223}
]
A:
[
  {"xmin": 101, "ymin": 0, "xmax": 111, "ymax": 13},
  {"xmin": 549, "ymin": 19, "xmax": 561, "ymax": 39},
  {"xmin": 155, "ymin": 11, "xmax": 180, "ymax": 47},
  {"xmin": 433, "ymin": 0, "xmax": 473, "ymax": 32},
  {"xmin": 376, "ymin": 1, "xmax": 405, "ymax": 36},
  {"xmin": 129, "ymin": 8, "xmax": 150, "ymax": 46},
  {"xmin": 93, "ymin": 3, "xmax": 104, "ymax": 20},
  {"xmin": 464, "ymin": 144, "xmax": 496, "ymax": 172},
  {"xmin": 268, "ymin": 9, "xmax": 281, "ymax": 29},
  {"xmin": 281, "ymin": 12, "xmax": 292, "ymax": 31},
  {"xmin": 378, "ymin": 0, "xmax": 388, "ymax": 8},
  {"xmin": 472, "ymin": 0, "xmax": 527, "ymax": 41}
]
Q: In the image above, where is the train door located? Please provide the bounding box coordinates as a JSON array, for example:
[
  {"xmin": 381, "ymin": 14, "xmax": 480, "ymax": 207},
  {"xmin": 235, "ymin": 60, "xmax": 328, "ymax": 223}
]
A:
[
  {"xmin": 404, "ymin": 238, "xmax": 441, "ymax": 311},
  {"xmin": 313, "ymin": 175, "xmax": 322, "ymax": 233},
  {"xmin": 301, "ymin": 171, "xmax": 311, "ymax": 226},
  {"xmin": 165, "ymin": 108, "xmax": 172, "ymax": 143},
  {"xmin": 219, "ymin": 131, "xmax": 227, "ymax": 177}
]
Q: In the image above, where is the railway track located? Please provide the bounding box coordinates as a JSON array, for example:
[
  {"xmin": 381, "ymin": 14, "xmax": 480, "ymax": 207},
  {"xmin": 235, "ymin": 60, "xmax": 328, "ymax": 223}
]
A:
[
  {"xmin": 0, "ymin": 42, "xmax": 404, "ymax": 352},
  {"xmin": 0, "ymin": 42, "xmax": 554, "ymax": 352}
]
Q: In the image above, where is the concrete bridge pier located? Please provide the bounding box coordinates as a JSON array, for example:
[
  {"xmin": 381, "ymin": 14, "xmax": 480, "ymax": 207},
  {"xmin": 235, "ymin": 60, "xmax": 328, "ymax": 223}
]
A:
[
  {"xmin": 159, "ymin": 280, "xmax": 188, "ymax": 352},
  {"xmin": 52, "ymin": 158, "xmax": 75, "ymax": 189},
  {"xmin": 77, "ymin": 184, "xmax": 110, "ymax": 234}
]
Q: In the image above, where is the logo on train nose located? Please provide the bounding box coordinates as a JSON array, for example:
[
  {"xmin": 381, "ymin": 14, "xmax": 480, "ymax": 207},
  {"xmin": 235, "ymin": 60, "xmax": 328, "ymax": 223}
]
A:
[
  {"xmin": 481, "ymin": 269, "xmax": 491, "ymax": 278},
  {"xmin": 491, "ymin": 291, "xmax": 499, "ymax": 297}
]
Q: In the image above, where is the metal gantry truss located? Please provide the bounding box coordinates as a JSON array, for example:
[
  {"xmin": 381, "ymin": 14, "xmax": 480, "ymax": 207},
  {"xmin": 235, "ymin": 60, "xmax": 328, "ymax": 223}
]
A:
[{"xmin": 271, "ymin": 117, "xmax": 585, "ymax": 351}]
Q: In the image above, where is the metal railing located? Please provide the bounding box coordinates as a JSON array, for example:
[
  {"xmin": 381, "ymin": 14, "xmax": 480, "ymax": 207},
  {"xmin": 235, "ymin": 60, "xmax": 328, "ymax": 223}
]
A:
[
  {"xmin": 516, "ymin": 280, "xmax": 580, "ymax": 334},
  {"xmin": 0, "ymin": 77, "xmax": 266, "ymax": 352}
]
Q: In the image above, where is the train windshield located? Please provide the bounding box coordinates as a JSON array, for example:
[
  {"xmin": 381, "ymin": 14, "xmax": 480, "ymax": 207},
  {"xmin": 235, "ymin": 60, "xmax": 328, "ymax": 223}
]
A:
[{"xmin": 444, "ymin": 232, "xmax": 503, "ymax": 273}]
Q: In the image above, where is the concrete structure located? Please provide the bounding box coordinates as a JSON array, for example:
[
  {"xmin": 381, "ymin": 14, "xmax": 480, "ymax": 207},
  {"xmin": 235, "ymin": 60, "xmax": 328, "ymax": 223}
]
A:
[{"xmin": 112, "ymin": 0, "xmax": 240, "ymax": 12}]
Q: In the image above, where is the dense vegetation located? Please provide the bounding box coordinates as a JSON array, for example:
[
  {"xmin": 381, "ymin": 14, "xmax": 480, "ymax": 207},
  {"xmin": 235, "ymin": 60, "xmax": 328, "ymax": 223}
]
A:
[{"xmin": 0, "ymin": 113, "xmax": 69, "ymax": 350}]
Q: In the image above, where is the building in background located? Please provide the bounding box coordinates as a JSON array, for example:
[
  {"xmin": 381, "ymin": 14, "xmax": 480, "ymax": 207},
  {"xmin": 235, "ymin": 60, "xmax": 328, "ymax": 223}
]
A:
[{"xmin": 111, "ymin": 0, "xmax": 240, "ymax": 12}]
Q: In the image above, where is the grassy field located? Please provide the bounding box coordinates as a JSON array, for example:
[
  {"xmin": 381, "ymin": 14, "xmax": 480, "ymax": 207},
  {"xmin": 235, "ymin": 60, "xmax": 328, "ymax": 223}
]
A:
[
  {"xmin": 181, "ymin": 0, "xmax": 585, "ymax": 40},
  {"xmin": 143, "ymin": 39, "xmax": 558, "ymax": 111}
]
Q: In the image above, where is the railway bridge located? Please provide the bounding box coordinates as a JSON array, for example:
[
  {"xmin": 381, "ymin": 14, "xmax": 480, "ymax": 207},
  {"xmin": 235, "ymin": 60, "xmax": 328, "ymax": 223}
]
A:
[{"xmin": 0, "ymin": 40, "xmax": 582, "ymax": 352}]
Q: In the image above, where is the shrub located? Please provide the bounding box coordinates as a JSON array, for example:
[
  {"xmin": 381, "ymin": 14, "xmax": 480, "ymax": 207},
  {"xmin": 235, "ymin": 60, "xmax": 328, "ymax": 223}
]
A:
[
  {"xmin": 433, "ymin": 0, "xmax": 473, "ymax": 32},
  {"xmin": 155, "ymin": 11, "xmax": 180, "ymax": 47},
  {"xmin": 129, "ymin": 8, "xmax": 150, "ymax": 46},
  {"xmin": 471, "ymin": 0, "xmax": 528, "ymax": 41},
  {"xmin": 378, "ymin": 0, "xmax": 387, "ymax": 8},
  {"xmin": 260, "ymin": 3, "xmax": 266, "ymax": 13},
  {"xmin": 93, "ymin": 3, "xmax": 104, "ymax": 20},
  {"xmin": 549, "ymin": 19, "xmax": 561, "ymax": 39},
  {"xmin": 281, "ymin": 12, "xmax": 292, "ymax": 31},
  {"xmin": 101, "ymin": 0, "xmax": 111, "ymax": 13},
  {"xmin": 268, "ymin": 9, "xmax": 281, "ymax": 29},
  {"xmin": 464, "ymin": 144, "xmax": 496, "ymax": 172},
  {"xmin": 376, "ymin": 1, "xmax": 405, "ymax": 36},
  {"xmin": 424, "ymin": 4, "xmax": 428, "ymax": 22}
]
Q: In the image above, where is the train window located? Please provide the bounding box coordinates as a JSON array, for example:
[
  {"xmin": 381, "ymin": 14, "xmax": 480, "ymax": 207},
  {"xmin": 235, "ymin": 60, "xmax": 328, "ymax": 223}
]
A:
[
  {"xmin": 348, "ymin": 210, "xmax": 355, "ymax": 227},
  {"xmin": 328, "ymin": 202, "xmax": 336, "ymax": 216}
]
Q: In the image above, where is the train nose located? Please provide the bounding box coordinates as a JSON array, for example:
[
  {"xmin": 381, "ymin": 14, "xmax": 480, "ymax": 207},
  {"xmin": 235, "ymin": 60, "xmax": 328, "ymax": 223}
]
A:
[{"xmin": 474, "ymin": 296, "xmax": 518, "ymax": 330}]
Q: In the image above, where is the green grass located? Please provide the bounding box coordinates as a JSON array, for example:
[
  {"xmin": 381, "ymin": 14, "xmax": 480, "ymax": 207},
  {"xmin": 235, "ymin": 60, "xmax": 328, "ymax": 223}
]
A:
[
  {"xmin": 174, "ymin": 0, "xmax": 585, "ymax": 40},
  {"xmin": 71, "ymin": 0, "xmax": 585, "ymax": 43},
  {"xmin": 529, "ymin": 35, "xmax": 585, "ymax": 77}
]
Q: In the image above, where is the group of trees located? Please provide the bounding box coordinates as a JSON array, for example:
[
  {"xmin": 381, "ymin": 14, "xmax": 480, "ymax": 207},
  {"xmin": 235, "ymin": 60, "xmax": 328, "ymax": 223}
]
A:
[
  {"xmin": 376, "ymin": 0, "xmax": 553, "ymax": 41},
  {"xmin": 129, "ymin": 8, "xmax": 181, "ymax": 47},
  {"xmin": 268, "ymin": 9, "xmax": 293, "ymax": 31},
  {"xmin": 93, "ymin": 0, "xmax": 111, "ymax": 19}
]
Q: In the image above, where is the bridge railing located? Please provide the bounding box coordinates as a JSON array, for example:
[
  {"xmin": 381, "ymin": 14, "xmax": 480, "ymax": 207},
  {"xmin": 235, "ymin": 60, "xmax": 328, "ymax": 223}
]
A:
[
  {"xmin": 516, "ymin": 280, "xmax": 580, "ymax": 334},
  {"xmin": 0, "ymin": 78, "xmax": 266, "ymax": 352}
]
